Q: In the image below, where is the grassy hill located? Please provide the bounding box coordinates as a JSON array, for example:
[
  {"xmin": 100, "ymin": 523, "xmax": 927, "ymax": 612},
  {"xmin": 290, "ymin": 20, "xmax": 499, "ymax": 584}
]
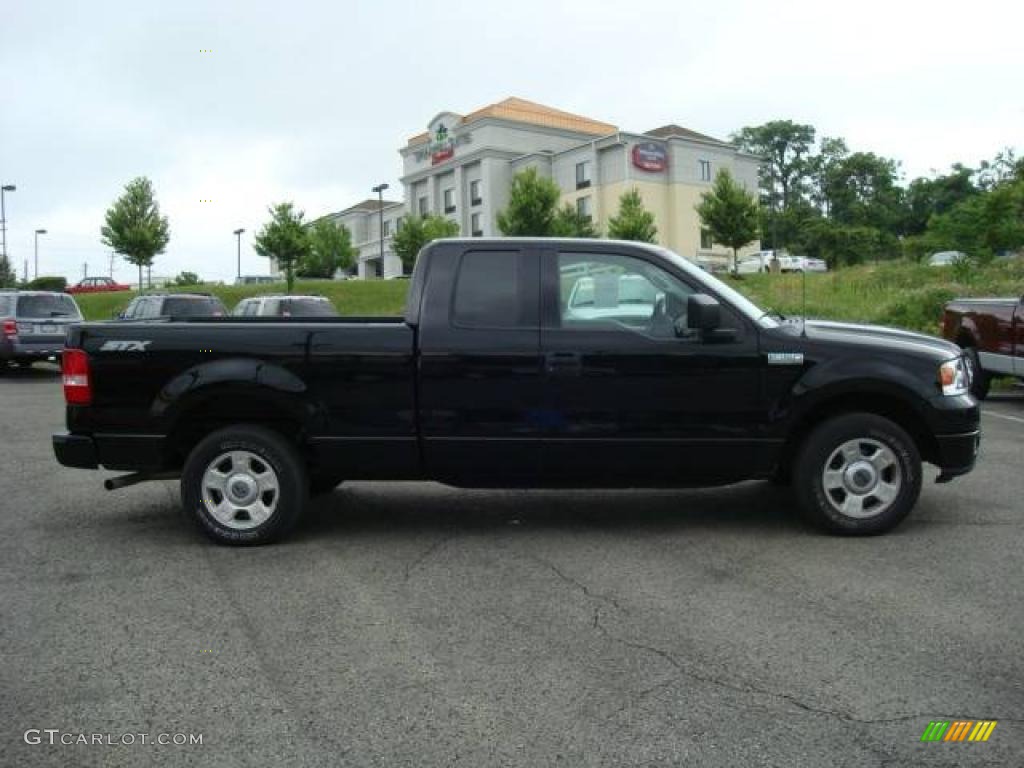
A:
[
  {"xmin": 73, "ymin": 259, "xmax": 1023, "ymax": 336},
  {"xmin": 74, "ymin": 279, "xmax": 410, "ymax": 321}
]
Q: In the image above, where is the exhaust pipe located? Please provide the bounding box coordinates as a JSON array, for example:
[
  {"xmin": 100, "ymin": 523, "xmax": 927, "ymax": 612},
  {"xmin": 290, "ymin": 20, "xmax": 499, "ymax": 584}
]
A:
[{"xmin": 104, "ymin": 471, "xmax": 179, "ymax": 491}]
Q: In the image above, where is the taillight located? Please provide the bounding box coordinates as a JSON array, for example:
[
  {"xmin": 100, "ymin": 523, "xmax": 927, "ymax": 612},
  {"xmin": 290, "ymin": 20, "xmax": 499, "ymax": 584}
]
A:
[
  {"xmin": 62, "ymin": 349, "xmax": 92, "ymax": 405},
  {"xmin": 2, "ymin": 319, "xmax": 16, "ymax": 338}
]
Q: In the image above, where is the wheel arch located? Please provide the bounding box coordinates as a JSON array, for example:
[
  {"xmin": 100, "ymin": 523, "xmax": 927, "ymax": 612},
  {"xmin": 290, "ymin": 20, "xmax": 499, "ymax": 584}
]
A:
[{"xmin": 778, "ymin": 389, "xmax": 940, "ymax": 479}]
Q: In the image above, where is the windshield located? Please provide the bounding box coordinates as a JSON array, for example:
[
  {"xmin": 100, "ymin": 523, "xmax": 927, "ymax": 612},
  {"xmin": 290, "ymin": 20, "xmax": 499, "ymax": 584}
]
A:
[
  {"xmin": 16, "ymin": 294, "xmax": 81, "ymax": 319},
  {"xmin": 282, "ymin": 299, "xmax": 338, "ymax": 317},
  {"xmin": 654, "ymin": 246, "xmax": 779, "ymax": 328},
  {"xmin": 162, "ymin": 297, "xmax": 226, "ymax": 317}
]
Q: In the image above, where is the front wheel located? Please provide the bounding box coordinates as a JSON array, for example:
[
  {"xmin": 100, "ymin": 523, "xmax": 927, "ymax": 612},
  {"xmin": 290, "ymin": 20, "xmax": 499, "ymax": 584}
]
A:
[
  {"xmin": 181, "ymin": 425, "xmax": 308, "ymax": 545},
  {"xmin": 794, "ymin": 413, "xmax": 922, "ymax": 535}
]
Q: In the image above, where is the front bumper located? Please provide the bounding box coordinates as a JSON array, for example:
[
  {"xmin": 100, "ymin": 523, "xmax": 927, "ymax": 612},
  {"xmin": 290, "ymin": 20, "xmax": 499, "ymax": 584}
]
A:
[
  {"xmin": 53, "ymin": 433, "xmax": 100, "ymax": 469},
  {"xmin": 934, "ymin": 430, "xmax": 981, "ymax": 482}
]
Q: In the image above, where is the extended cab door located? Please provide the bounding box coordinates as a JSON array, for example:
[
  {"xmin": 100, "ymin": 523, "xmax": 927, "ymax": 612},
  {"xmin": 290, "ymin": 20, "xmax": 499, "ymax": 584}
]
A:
[
  {"xmin": 1015, "ymin": 298, "xmax": 1024, "ymax": 375},
  {"xmin": 539, "ymin": 246, "xmax": 766, "ymax": 485},
  {"xmin": 417, "ymin": 244, "xmax": 543, "ymax": 485}
]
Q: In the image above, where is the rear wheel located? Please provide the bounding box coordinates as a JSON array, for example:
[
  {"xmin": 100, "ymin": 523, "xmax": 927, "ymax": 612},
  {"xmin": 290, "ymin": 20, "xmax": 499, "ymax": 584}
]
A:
[
  {"xmin": 181, "ymin": 425, "xmax": 308, "ymax": 545},
  {"xmin": 794, "ymin": 413, "xmax": 921, "ymax": 535},
  {"xmin": 963, "ymin": 347, "xmax": 991, "ymax": 400}
]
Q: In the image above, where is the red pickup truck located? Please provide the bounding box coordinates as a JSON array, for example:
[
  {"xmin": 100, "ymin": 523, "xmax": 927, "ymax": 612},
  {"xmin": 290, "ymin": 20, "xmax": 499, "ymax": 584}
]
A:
[{"xmin": 943, "ymin": 296, "xmax": 1024, "ymax": 398}]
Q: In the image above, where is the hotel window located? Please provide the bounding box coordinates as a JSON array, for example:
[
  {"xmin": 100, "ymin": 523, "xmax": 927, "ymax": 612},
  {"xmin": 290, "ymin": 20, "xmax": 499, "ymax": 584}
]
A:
[
  {"xmin": 576, "ymin": 195, "xmax": 592, "ymax": 221},
  {"xmin": 418, "ymin": 196, "xmax": 428, "ymax": 215},
  {"xmin": 470, "ymin": 180, "xmax": 482, "ymax": 206},
  {"xmin": 699, "ymin": 159, "xmax": 712, "ymax": 181},
  {"xmin": 382, "ymin": 219, "xmax": 391, "ymax": 238},
  {"xmin": 575, "ymin": 161, "xmax": 591, "ymax": 189},
  {"xmin": 471, "ymin": 212, "xmax": 483, "ymax": 236},
  {"xmin": 700, "ymin": 228, "xmax": 713, "ymax": 250},
  {"xmin": 395, "ymin": 216, "xmax": 404, "ymax": 231},
  {"xmin": 444, "ymin": 188, "xmax": 456, "ymax": 214}
]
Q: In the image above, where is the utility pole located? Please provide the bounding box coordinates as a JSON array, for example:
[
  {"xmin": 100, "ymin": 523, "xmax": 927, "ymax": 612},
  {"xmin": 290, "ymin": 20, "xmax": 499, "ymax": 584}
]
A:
[
  {"xmin": 109, "ymin": 251, "xmax": 115, "ymax": 279},
  {"xmin": 34, "ymin": 228, "xmax": 47, "ymax": 279},
  {"xmin": 83, "ymin": 262, "xmax": 88, "ymax": 280},
  {"xmin": 1, "ymin": 184, "xmax": 16, "ymax": 274},
  {"xmin": 371, "ymin": 183, "xmax": 389, "ymax": 279},
  {"xmin": 233, "ymin": 228, "xmax": 245, "ymax": 281}
]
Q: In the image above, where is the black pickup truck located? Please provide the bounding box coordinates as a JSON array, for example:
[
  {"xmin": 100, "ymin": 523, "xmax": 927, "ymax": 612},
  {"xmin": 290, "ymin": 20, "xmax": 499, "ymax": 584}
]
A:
[{"xmin": 53, "ymin": 239, "xmax": 980, "ymax": 544}]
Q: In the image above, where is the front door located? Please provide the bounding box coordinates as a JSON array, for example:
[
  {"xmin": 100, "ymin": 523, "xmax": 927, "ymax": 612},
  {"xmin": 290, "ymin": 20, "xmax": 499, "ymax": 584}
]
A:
[{"xmin": 540, "ymin": 246, "xmax": 766, "ymax": 486}]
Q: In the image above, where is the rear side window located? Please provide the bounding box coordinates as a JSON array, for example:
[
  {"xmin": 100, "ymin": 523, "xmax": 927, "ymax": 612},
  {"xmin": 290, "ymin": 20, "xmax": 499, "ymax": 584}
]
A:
[
  {"xmin": 452, "ymin": 250, "xmax": 527, "ymax": 328},
  {"xmin": 282, "ymin": 299, "xmax": 337, "ymax": 317},
  {"xmin": 162, "ymin": 297, "xmax": 226, "ymax": 318},
  {"xmin": 0, "ymin": 296, "xmax": 13, "ymax": 316},
  {"xmin": 16, "ymin": 294, "xmax": 81, "ymax": 319}
]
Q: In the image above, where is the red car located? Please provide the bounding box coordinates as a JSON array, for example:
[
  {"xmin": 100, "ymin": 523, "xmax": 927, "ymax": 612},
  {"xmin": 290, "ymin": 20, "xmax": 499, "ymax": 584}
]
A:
[{"xmin": 67, "ymin": 276, "xmax": 131, "ymax": 294}]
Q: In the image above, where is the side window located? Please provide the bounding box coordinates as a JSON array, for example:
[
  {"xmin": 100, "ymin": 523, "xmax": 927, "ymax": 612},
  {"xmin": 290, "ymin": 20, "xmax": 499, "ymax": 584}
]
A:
[
  {"xmin": 452, "ymin": 250, "xmax": 528, "ymax": 329},
  {"xmin": 557, "ymin": 251, "xmax": 696, "ymax": 339}
]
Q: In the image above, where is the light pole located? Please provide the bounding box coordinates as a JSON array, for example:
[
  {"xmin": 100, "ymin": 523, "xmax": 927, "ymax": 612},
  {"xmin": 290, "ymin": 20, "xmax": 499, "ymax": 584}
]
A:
[
  {"xmin": 371, "ymin": 183, "xmax": 389, "ymax": 279},
  {"xmin": 233, "ymin": 228, "xmax": 245, "ymax": 281},
  {"xmin": 1, "ymin": 184, "xmax": 15, "ymax": 269},
  {"xmin": 34, "ymin": 229, "xmax": 47, "ymax": 279}
]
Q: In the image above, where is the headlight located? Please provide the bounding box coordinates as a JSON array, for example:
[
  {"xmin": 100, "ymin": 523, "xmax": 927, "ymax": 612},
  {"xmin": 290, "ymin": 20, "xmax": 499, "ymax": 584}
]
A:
[{"xmin": 939, "ymin": 357, "xmax": 969, "ymax": 396}]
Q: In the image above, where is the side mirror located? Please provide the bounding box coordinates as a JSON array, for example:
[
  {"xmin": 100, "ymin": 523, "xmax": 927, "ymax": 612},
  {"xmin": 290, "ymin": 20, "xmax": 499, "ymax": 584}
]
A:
[
  {"xmin": 687, "ymin": 294, "xmax": 721, "ymax": 331},
  {"xmin": 115, "ymin": 311, "xmax": 125, "ymax": 320}
]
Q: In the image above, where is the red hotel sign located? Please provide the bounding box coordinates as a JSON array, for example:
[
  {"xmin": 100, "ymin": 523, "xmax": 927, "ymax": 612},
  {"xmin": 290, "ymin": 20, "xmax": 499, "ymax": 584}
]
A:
[{"xmin": 632, "ymin": 142, "xmax": 668, "ymax": 172}]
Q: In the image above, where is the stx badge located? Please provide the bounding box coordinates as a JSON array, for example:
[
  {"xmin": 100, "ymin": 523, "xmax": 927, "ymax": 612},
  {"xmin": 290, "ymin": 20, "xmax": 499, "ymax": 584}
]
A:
[{"xmin": 99, "ymin": 340, "xmax": 151, "ymax": 352}]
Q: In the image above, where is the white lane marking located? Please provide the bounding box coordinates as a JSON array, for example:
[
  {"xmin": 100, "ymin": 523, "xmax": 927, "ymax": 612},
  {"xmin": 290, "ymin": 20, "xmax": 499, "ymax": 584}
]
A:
[{"xmin": 982, "ymin": 409, "xmax": 1024, "ymax": 425}]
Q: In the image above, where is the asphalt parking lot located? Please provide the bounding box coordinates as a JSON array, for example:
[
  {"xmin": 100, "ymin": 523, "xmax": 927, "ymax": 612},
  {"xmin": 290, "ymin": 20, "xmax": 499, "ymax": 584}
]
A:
[{"xmin": 1, "ymin": 364, "xmax": 1022, "ymax": 767}]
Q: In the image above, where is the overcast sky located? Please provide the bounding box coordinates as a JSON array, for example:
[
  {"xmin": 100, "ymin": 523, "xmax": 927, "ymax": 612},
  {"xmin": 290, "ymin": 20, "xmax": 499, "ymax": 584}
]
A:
[{"xmin": 1, "ymin": 0, "xmax": 1021, "ymax": 283}]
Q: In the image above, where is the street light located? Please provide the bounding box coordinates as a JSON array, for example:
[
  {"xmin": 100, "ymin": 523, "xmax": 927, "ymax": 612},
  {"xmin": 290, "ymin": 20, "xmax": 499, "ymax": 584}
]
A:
[
  {"xmin": 371, "ymin": 183, "xmax": 389, "ymax": 279},
  {"xmin": 233, "ymin": 228, "xmax": 245, "ymax": 281},
  {"xmin": 34, "ymin": 229, "xmax": 47, "ymax": 279},
  {"xmin": 1, "ymin": 184, "xmax": 15, "ymax": 268}
]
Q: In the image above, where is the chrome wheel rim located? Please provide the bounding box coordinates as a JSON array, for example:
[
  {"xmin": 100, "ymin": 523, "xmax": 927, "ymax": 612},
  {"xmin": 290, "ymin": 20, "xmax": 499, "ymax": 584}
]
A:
[
  {"xmin": 201, "ymin": 450, "xmax": 279, "ymax": 530},
  {"xmin": 821, "ymin": 438, "xmax": 902, "ymax": 519}
]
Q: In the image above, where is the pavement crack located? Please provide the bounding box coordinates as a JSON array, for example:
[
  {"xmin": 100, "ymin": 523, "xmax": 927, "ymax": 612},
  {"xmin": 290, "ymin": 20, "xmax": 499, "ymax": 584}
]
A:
[
  {"xmin": 524, "ymin": 552, "xmax": 626, "ymax": 614},
  {"xmin": 404, "ymin": 532, "xmax": 457, "ymax": 581}
]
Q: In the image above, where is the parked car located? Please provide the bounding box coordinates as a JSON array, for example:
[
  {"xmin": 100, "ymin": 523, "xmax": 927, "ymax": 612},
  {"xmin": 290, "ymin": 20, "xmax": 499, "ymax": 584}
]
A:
[
  {"xmin": 235, "ymin": 275, "xmax": 278, "ymax": 286},
  {"xmin": 943, "ymin": 295, "xmax": 1023, "ymax": 398},
  {"xmin": 67, "ymin": 276, "xmax": 131, "ymax": 294},
  {"xmin": 928, "ymin": 251, "xmax": 967, "ymax": 267},
  {"xmin": 0, "ymin": 291, "xmax": 82, "ymax": 369},
  {"xmin": 117, "ymin": 293, "xmax": 227, "ymax": 320},
  {"xmin": 800, "ymin": 257, "xmax": 828, "ymax": 273},
  {"xmin": 736, "ymin": 250, "xmax": 804, "ymax": 274},
  {"xmin": 232, "ymin": 295, "xmax": 338, "ymax": 317},
  {"xmin": 53, "ymin": 238, "xmax": 979, "ymax": 545}
]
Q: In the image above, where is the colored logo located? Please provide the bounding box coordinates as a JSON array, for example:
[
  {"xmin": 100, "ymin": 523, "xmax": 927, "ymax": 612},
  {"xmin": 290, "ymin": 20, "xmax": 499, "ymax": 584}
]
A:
[
  {"xmin": 920, "ymin": 720, "xmax": 997, "ymax": 742},
  {"xmin": 632, "ymin": 142, "xmax": 668, "ymax": 172}
]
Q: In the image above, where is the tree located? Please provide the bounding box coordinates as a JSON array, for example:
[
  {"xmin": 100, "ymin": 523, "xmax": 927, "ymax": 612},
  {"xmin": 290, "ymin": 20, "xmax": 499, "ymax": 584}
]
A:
[
  {"xmin": 927, "ymin": 179, "xmax": 1024, "ymax": 260},
  {"xmin": 825, "ymin": 152, "xmax": 904, "ymax": 233},
  {"xmin": 301, "ymin": 219, "xmax": 356, "ymax": 278},
  {"xmin": 731, "ymin": 121, "xmax": 817, "ymax": 211},
  {"xmin": 695, "ymin": 170, "xmax": 759, "ymax": 274},
  {"xmin": 552, "ymin": 203, "xmax": 600, "ymax": 237},
  {"xmin": 807, "ymin": 136, "xmax": 849, "ymax": 217},
  {"xmin": 100, "ymin": 177, "xmax": 170, "ymax": 290},
  {"xmin": 0, "ymin": 255, "xmax": 15, "ymax": 288},
  {"xmin": 607, "ymin": 188, "xmax": 657, "ymax": 242},
  {"xmin": 392, "ymin": 214, "xmax": 460, "ymax": 273},
  {"xmin": 496, "ymin": 167, "xmax": 561, "ymax": 235},
  {"xmin": 172, "ymin": 271, "xmax": 201, "ymax": 286},
  {"xmin": 253, "ymin": 202, "xmax": 311, "ymax": 292}
]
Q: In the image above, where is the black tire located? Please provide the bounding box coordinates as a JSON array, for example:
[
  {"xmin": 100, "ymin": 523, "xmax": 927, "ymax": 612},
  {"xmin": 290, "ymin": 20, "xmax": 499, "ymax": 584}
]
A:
[
  {"xmin": 180, "ymin": 425, "xmax": 308, "ymax": 545},
  {"xmin": 963, "ymin": 347, "xmax": 991, "ymax": 400},
  {"xmin": 794, "ymin": 413, "xmax": 922, "ymax": 535}
]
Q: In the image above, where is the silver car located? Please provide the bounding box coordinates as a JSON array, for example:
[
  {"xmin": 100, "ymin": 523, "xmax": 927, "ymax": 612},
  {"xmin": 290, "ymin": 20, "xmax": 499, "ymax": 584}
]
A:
[{"xmin": 0, "ymin": 291, "xmax": 83, "ymax": 369}]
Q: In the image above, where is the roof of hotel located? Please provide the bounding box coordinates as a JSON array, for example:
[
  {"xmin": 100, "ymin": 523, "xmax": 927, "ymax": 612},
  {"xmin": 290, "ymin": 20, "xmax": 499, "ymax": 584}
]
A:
[
  {"xmin": 643, "ymin": 124, "xmax": 729, "ymax": 145},
  {"xmin": 407, "ymin": 97, "xmax": 618, "ymax": 146}
]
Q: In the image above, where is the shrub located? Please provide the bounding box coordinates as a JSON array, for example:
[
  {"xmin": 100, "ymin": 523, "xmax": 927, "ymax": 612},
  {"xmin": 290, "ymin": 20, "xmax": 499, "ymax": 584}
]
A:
[{"xmin": 26, "ymin": 276, "xmax": 68, "ymax": 292}]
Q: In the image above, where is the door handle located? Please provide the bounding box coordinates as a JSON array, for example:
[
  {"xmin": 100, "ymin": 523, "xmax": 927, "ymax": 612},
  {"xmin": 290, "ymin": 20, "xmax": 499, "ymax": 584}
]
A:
[{"xmin": 546, "ymin": 351, "xmax": 582, "ymax": 375}]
